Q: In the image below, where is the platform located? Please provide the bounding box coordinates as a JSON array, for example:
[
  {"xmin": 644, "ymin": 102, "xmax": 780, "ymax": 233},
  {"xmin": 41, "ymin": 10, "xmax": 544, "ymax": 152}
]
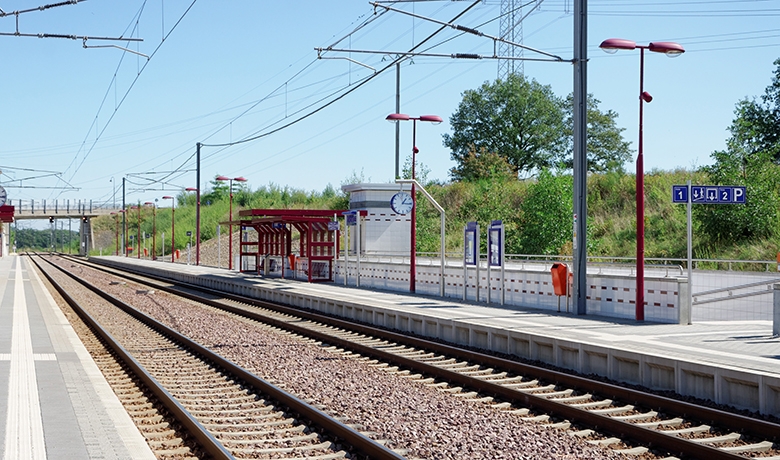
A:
[
  {"xmin": 95, "ymin": 255, "xmax": 780, "ymax": 417},
  {"xmin": 0, "ymin": 255, "xmax": 154, "ymax": 460}
]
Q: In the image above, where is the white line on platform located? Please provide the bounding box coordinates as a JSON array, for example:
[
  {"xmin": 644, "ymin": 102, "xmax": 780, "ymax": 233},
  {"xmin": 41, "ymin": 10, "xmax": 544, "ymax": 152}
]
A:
[{"xmin": 3, "ymin": 260, "xmax": 47, "ymax": 460}]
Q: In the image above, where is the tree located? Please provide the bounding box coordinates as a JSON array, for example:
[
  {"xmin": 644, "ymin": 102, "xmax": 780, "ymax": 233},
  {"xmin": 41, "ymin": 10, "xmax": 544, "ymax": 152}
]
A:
[
  {"xmin": 727, "ymin": 58, "xmax": 780, "ymax": 162},
  {"xmin": 695, "ymin": 150, "xmax": 780, "ymax": 244},
  {"xmin": 445, "ymin": 73, "xmax": 567, "ymax": 180},
  {"xmin": 563, "ymin": 93, "xmax": 632, "ymax": 172},
  {"xmin": 516, "ymin": 169, "xmax": 573, "ymax": 255},
  {"xmin": 450, "ymin": 147, "xmax": 515, "ymax": 183}
]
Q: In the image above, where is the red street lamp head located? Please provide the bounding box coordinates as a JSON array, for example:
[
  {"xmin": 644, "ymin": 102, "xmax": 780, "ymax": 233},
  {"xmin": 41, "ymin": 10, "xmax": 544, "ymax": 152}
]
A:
[
  {"xmin": 162, "ymin": 196, "xmax": 174, "ymax": 200},
  {"xmin": 234, "ymin": 176, "xmax": 247, "ymax": 182},
  {"xmin": 386, "ymin": 113, "xmax": 443, "ymax": 124},
  {"xmin": 599, "ymin": 38, "xmax": 636, "ymax": 53},
  {"xmin": 641, "ymin": 91, "xmax": 653, "ymax": 103},
  {"xmin": 599, "ymin": 38, "xmax": 685, "ymax": 57},
  {"xmin": 144, "ymin": 201, "xmax": 154, "ymax": 206},
  {"xmin": 386, "ymin": 113, "xmax": 410, "ymax": 122},
  {"xmin": 185, "ymin": 187, "xmax": 198, "ymax": 192},
  {"xmin": 418, "ymin": 115, "xmax": 443, "ymax": 124},
  {"xmin": 215, "ymin": 175, "xmax": 230, "ymax": 181},
  {"xmin": 648, "ymin": 41, "xmax": 685, "ymax": 57}
]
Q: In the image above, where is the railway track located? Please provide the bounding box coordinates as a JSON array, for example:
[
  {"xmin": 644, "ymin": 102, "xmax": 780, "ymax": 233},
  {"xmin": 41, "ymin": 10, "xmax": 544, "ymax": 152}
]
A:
[
  {"xmin": 44, "ymin": 254, "xmax": 780, "ymax": 459},
  {"xmin": 30, "ymin": 253, "xmax": 406, "ymax": 460}
]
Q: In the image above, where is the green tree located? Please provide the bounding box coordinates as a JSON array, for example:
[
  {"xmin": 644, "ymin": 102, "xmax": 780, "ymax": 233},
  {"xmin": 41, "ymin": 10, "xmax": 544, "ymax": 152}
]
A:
[
  {"xmin": 449, "ymin": 146, "xmax": 515, "ymax": 183},
  {"xmin": 563, "ymin": 93, "xmax": 632, "ymax": 172},
  {"xmin": 727, "ymin": 58, "xmax": 780, "ymax": 162},
  {"xmin": 516, "ymin": 169, "xmax": 573, "ymax": 255},
  {"xmin": 444, "ymin": 73, "xmax": 567, "ymax": 180},
  {"xmin": 695, "ymin": 150, "xmax": 780, "ymax": 244}
]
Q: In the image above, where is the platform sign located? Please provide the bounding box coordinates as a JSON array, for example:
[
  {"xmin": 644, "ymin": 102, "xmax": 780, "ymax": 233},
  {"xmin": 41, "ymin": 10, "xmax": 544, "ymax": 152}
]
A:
[
  {"xmin": 185, "ymin": 231, "xmax": 192, "ymax": 237},
  {"xmin": 464, "ymin": 221, "xmax": 477, "ymax": 266},
  {"xmin": 345, "ymin": 213, "xmax": 357, "ymax": 226},
  {"xmin": 672, "ymin": 185, "xmax": 746, "ymax": 204},
  {"xmin": 327, "ymin": 220, "xmax": 339, "ymax": 231},
  {"xmin": 272, "ymin": 222, "xmax": 285, "ymax": 229},
  {"xmin": 488, "ymin": 220, "xmax": 503, "ymax": 268},
  {"xmin": 672, "ymin": 185, "xmax": 688, "ymax": 203}
]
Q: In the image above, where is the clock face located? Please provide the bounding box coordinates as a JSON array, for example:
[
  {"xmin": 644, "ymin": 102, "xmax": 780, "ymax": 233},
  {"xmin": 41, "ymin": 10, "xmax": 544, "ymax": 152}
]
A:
[
  {"xmin": 390, "ymin": 192, "xmax": 414, "ymax": 215},
  {"xmin": 0, "ymin": 186, "xmax": 6, "ymax": 207}
]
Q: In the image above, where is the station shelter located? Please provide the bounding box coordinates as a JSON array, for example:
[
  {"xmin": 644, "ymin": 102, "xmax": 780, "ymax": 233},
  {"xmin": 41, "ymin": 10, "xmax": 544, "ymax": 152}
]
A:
[
  {"xmin": 0, "ymin": 205, "xmax": 14, "ymax": 256},
  {"xmin": 235, "ymin": 209, "xmax": 364, "ymax": 283}
]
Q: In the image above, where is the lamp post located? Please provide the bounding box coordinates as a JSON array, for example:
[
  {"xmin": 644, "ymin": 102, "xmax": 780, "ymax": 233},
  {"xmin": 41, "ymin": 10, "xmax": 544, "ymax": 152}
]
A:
[
  {"xmin": 185, "ymin": 186, "xmax": 199, "ymax": 264},
  {"xmin": 110, "ymin": 176, "xmax": 115, "ymax": 209},
  {"xmin": 111, "ymin": 212, "xmax": 119, "ymax": 255},
  {"xmin": 385, "ymin": 113, "xmax": 442, "ymax": 293},
  {"xmin": 132, "ymin": 205, "xmax": 141, "ymax": 259},
  {"xmin": 599, "ymin": 38, "xmax": 684, "ymax": 321},
  {"xmin": 144, "ymin": 201, "xmax": 157, "ymax": 260},
  {"xmin": 215, "ymin": 175, "xmax": 247, "ymax": 271},
  {"xmin": 163, "ymin": 196, "xmax": 175, "ymax": 263}
]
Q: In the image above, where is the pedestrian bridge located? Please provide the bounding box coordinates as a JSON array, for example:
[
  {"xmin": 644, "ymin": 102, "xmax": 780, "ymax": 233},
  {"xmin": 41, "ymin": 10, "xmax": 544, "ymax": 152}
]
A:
[{"xmin": 10, "ymin": 199, "xmax": 122, "ymax": 220}]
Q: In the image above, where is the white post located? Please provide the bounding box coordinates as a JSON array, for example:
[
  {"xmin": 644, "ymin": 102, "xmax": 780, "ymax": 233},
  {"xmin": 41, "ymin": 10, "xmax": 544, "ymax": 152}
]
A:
[
  {"xmin": 356, "ymin": 211, "xmax": 361, "ymax": 288},
  {"xmin": 162, "ymin": 233, "xmax": 165, "ymax": 259},
  {"xmin": 344, "ymin": 217, "xmax": 349, "ymax": 286},
  {"xmin": 500, "ymin": 224, "xmax": 505, "ymax": 305},
  {"xmin": 773, "ymin": 284, "xmax": 780, "ymax": 336},
  {"xmin": 687, "ymin": 179, "xmax": 693, "ymax": 317},
  {"xmin": 217, "ymin": 224, "xmax": 221, "ymax": 269},
  {"xmin": 476, "ymin": 223, "xmax": 480, "ymax": 302}
]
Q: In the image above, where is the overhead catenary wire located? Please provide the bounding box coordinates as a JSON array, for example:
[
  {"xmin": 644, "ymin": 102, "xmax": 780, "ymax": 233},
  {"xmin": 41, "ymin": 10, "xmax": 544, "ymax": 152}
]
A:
[{"xmin": 60, "ymin": 0, "xmax": 200, "ymax": 196}]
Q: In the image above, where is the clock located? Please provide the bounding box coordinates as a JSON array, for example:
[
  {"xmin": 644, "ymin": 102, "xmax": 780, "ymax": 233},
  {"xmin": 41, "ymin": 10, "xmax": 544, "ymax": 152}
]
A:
[
  {"xmin": 390, "ymin": 192, "xmax": 414, "ymax": 215},
  {"xmin": 0, "ymin": 186, "xmax": 6, "ymax": 207}
]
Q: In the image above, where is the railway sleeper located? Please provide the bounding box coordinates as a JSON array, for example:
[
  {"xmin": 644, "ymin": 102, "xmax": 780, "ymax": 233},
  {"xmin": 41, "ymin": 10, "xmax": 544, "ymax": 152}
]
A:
[
  {"xmin": 589, "ymin": 404, "xmax": 635, "ymax": 415},
  {"xmin": 571, "ymin": 399, "xmax": 613, "ymax": 409},
  {"xmin": 688, "ymin": 432, "xmax": 742, "ymax": 445},
  {"xmin": 514, "ymin": 383, "xmax": 557, "ymax": 393},
  {"xmin": 635, "ymin": 417, "xmax": 684, "ymax": 429},
  {"xmin": 721, "ymin": 441, "xmax": 775, "ymax": 454},
  {"xmin": 201, "ymin": 418, "xmax": 297, "ymax": 430},
  {"xmin": 586, "ymin": 436, "xmax": 622, "ymax": 447},
  {"xmin": 612, "ymin": 410, "xmax": 658, "ymax": 421},
  {"xmin": 661, "ymin": 424, "xmax": 711, "ymax": 435},
  {"xmin": 215, "ymin": 425, "xmax": 307, "ymax": 438},
  {"xmin": 220, "ymin": 432, "xmax": 321, "ymax": 445},
  {"xmin": 231, "ymin": 440, "xmax": 336, "ymax": 455}
]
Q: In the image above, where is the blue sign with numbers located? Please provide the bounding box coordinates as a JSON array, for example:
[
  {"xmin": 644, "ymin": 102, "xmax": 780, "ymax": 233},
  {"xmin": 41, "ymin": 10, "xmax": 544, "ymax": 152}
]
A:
[
  {"xmin": 672, "ymin": 185, "xmax": 688, "ymax": 203},
  {"xmin": 672, "ymin": 185, "xmax": 746, "ymax": 204}
]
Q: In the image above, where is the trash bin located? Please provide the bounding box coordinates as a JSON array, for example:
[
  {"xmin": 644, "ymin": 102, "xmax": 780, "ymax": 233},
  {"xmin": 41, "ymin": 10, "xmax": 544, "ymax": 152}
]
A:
[{"xmin": 550, "ymin": 263, "xmax": 570, "ymax": 296}]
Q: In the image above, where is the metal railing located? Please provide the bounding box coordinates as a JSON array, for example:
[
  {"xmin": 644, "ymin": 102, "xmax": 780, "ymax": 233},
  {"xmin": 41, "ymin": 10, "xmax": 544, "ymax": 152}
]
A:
[{"xmin": 12, "ymin": 199, "xmax": 121, "ymax": 215}]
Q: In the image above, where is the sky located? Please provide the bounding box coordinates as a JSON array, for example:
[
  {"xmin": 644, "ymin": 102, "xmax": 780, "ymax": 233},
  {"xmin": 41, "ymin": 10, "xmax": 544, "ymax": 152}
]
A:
[{"xmin": 1, "ymin": 0, "xmax": 779, "ymax": 226}]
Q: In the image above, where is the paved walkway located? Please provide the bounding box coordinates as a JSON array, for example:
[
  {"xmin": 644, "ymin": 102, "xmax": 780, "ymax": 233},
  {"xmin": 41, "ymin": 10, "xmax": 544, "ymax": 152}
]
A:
[{"xmin": 0, "ymin": 255, "xmax": 154, "ymax": 460}]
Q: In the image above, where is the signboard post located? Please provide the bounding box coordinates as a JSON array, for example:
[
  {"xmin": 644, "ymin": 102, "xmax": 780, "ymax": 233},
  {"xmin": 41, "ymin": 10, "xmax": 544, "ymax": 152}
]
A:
[
  {"xmin": 488, "ymin": 220, "xmax": 505, "ymax": 305},
  {"xmin": 672, "ymin": 183, "xmax": 747, "ymax": 324},
  {"xmin": 463, "ymin": 222, "xmax": 479, "ymax": 301},
  {"xmin": 342, "ymin": 211, "xmax": 357, "ymax": 287}
]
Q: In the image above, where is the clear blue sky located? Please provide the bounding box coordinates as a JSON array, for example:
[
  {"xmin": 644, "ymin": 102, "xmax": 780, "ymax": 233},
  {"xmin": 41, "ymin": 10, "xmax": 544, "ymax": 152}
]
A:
[{"xmin": 1, "ymin": 0, "xmax": 778, "ymax": 221}]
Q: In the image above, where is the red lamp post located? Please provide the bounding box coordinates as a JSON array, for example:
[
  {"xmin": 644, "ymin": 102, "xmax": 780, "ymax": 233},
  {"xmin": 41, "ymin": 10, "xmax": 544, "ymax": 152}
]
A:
[
  {"xmin": 144, "ymin": 202, "xmax": 157, "ymax": 260},
  {"xmin": 385, "ymin": 113, "xmax": 442, "ymax": 293},
  {"xmin": 131, "ymin": 205, "xmax": 141, "ymax": 259},
  {"xmin": 599, "ymin": 38, "xmax": 684, "ymax": 321},
  {"xmin": 163, "ymin": 196, "xmax": 175, "ymax": 263},
  {"xmin": 215, "ymin": 175, "xmax": 247, "ymax": 270}
]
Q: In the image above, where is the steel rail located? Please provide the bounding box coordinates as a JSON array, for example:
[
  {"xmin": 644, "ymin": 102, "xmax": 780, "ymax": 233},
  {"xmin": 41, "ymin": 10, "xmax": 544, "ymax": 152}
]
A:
[
  {"xmin": 35, "ymin": 254, "xmax": 406, "ymax": 460},
  {"xmin": 28, "ymin": 254, "xmax": 235, "ymax": 460},
  {"xmin": 81, "ymin": 256, "xmax": 780, "ymax": 459}
]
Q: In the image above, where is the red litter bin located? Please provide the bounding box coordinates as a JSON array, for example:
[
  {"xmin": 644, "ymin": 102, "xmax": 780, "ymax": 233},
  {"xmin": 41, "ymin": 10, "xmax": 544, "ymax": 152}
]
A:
[{"xmin": 550, "ymin": 263, "xmax": 571, "ymax": 312}]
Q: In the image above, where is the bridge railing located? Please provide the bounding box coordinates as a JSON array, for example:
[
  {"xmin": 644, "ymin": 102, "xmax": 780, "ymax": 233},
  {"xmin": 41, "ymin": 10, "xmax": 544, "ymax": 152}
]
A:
[{"xmin": 12, "ymin": 199, "xmax": 121, "ymax": 216}]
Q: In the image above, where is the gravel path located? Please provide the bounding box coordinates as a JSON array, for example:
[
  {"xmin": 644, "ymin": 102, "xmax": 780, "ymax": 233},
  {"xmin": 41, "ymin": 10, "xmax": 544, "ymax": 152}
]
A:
[{"xmin": 50, "ymin": 256, "xmax": 625, "ymax": 460}]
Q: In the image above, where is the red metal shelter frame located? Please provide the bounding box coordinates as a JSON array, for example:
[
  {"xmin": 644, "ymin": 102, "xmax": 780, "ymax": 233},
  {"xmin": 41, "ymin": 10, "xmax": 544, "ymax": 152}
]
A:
[{"xmin": 234, "ymin": 209, "xmax": 363, "ymax": 283}]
